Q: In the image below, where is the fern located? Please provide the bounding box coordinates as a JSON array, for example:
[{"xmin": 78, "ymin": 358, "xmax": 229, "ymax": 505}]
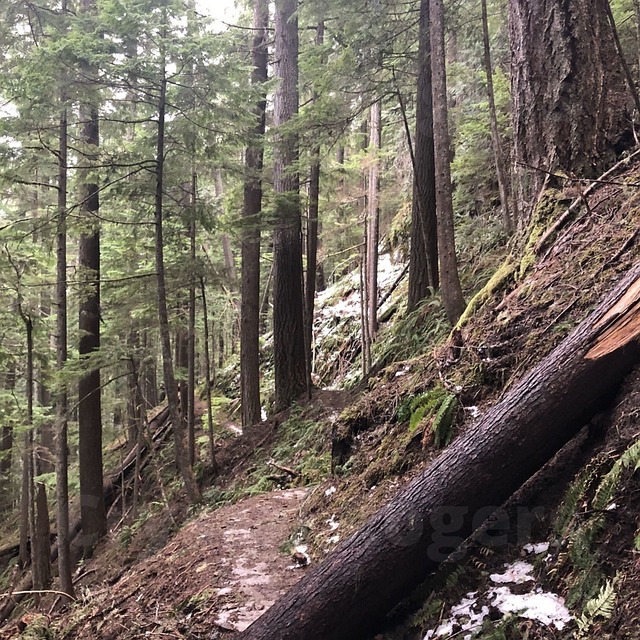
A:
[
  {"xmin": 576, "ymin": 577, "xmax": 618, "ymax": 636},
  {"xmin": 554, "ymin": 464, "xmax": 599, "ymax": 536},
  {"xmin": 431, "ymin": 393, "xmax": 458, "ymax": 448},
  {"xmin": 592, "ymin": 439, "xmax": 640, "ymax": 510}
]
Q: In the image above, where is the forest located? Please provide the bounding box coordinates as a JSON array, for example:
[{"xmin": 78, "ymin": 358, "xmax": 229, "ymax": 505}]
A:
[{"xmin": 0, "ymin": 0, "xmax": 639, "ymax": 638}]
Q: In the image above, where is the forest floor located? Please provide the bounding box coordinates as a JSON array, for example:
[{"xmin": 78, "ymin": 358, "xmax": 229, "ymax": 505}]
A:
[{"xmin": 52, "ymin": 487, "xmax": 310, "ymax": 639}]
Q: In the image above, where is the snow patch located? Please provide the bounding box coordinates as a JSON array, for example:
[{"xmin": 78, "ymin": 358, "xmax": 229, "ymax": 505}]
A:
[
  {"xmin": 490, "ymin": 561, "xmax": 535, "ymax": 584},
  {"xmin": 522, "ymin": 542, "xmax": 550, "ymax": 555},
  {"xmin": 325, "ymin": 485, "xmax": 337, "ymax": 497},
  {"xmin": 423, "ymin": 560, "xmax": 572, "ymax": 639},
  {"xmin": 326, "ymin": 515, "xmax": 339, "ymax": 531},
  {"xmin": 490, "ymin": 587, "xmax": 571, "ymax": 630}
]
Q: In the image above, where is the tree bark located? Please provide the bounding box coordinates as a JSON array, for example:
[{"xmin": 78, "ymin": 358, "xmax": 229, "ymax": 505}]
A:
[
  {"xmin": 408, "ymin": 0, "xmax": 439, "ymax": 312},
  {"xmin": 430, "ymin": 0, "xmax": 466, "ymax": 325},
  {"xmin": 0, "ymin": 365, "xmax": 16, "ymax": 515},
  {"xmin": 238, "ymin": 264, "xmax": 640, "ymax": 640},
  {"xmin": 509, "ymin": 0, "xmax": 632, "ymax": 210},
  {"xmin": 240, "ymin": 0, "xmax": 268, "ymax": 429},
  {"xmin": 34, "ymin": 483, "xmax": 51, "ymax": 593},
  {"xmin": 187, "ymin": 173, "xmax": 197, "ymax": 467},
  {"xmin": 200, "ymin": 278, "xmax": 217, "ymax": 471},
  {"xmin": 366, "ymin": 100, "xmax": 381, "ymax": 341},
  {"xmin": 304, "ymin": 20, "xmax": 324, "ymax": 396},
  {"xmin": 272, "ymin": 0, "xmax": 306, "ymax": 411},
  {"xmin": 55, "ymin": 76, "xmax": 74, "ymax": 597},
  {"xmin": 481, "ymin": 0, "xmax": 514, "ymax": 233},
  {"xmin": 77, "ymin": 0, "xmax": 106, "ymax": 550}
]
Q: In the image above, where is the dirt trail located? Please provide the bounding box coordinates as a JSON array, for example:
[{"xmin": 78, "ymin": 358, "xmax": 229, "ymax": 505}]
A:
[{"xmin": 60, "ymin": 489, "xmax": 310, "ymax": 639}]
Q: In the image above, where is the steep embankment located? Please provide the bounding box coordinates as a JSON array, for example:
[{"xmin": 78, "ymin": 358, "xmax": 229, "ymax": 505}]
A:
[{"xmin": 3, "ymin": 161, "xmax": 638, "ymax": 640}]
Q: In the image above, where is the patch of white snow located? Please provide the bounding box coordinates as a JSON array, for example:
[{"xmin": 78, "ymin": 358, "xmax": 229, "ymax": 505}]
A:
[
  {"xmin": 490, "ymin": 561, "xmax": 535, "ymax": 584},
  {"xmin": 490, "ymin": 587, "xmax": 572, "ymax": 630},
  {"xmin": 522, "ymin": 542, "xmax": 550, "ymax": 555}
]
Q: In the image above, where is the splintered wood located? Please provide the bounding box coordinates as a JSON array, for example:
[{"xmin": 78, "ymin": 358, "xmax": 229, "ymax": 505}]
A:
[{"xmin": 586, "ymin": 271, "xmax": 640, "ymax": 360}]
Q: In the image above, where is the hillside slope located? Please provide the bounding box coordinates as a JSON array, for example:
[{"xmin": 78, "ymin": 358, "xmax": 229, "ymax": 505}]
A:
[{"xmin": 2, "ymin": 160, "xmax": 639, "ymax": 640}]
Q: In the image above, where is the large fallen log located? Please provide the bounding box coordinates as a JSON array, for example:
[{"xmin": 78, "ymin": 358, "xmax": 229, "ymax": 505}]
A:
[
  {"xmin": 0, "ymin": 406, "xmax": 171, "ymax": 624},
  {"xmin": 238, "ymin": 263, "xmax": 640, "ymax": 640}
]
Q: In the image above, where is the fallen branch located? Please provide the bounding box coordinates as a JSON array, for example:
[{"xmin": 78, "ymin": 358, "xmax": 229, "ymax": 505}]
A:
[{"xmin": 267, "ymin": 461, "xmax": 299, "ymax": 478}]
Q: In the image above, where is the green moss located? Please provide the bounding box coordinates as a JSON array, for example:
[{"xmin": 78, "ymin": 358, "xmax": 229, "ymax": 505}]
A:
[
  {"xmin": 455, "ymin": 255, "xmax": 517, "ymax": 329},
  {"xmin": 518, "ymin": 187, "xmax": 567, "ymax": 279}
]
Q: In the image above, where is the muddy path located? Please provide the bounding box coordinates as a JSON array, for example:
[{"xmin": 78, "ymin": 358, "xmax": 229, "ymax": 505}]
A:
[{"xmin": 58, "ymin": 489, "xmax": 310, "ymax": 639}]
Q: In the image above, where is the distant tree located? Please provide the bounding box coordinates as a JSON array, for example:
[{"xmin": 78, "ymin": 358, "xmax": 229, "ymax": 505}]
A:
[
  {"xmin": 77, "ymin": 0, "xmax": 107, "ymax": 548},
  {"xmin": 272, "ymin": 0, "xmax": 306, "ymax": 411},
  {"xmin": 364, "ymin": 98, "xmax": 382, "ymax": 353},
  {"xmin": 304, "ymin": 20, "xmax": 324, "ymax": 395},
  {"xmin": 407, "ymin": 0, "xmax": 438, "ymax": 313},
  {"xmin": 481, "ymin": 0, "xmax": 514, "ymax": 233},
  {"xmin": 430, "ymin": 0, "xmax": 466, "ymax": 325},
  {"xmin": 240, "ymin": 0, "xmax": 268, "ymax": 428}
]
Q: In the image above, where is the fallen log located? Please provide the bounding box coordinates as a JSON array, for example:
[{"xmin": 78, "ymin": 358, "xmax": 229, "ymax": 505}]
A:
[
  {"xmin": 0, "ymin": 406, "xmax": 171, "ymax": 624},
  {"xmin": 238, "ymin": 264, "xmax": 640, "ymax": 640}
]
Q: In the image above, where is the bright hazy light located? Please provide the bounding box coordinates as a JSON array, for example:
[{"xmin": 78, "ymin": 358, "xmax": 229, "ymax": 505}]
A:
[{"xmin": 198, "ymin": 0, "xmax": 240, "ymax": 23}]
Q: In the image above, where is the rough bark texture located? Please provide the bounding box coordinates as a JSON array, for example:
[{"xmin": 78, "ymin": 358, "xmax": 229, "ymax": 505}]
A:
[
  {"xmin": 238, "ymin": 265, "xmax": 640, "ymax": 640},
  {"xmin": 430, "ymin": 0, "xmax": 466, "ymax": 325},
  {"xmin": 77, "ymin": 0, "xmax": 106, "ymax": 548},
  {"xmin": 408, "ymin": 0, "xmax": 439, "ymax": 312},
  {"xmin": 509, "ymin": 0, "xmax": 632, "ymax": 209},
  {"xmin": 240, "ymin": 0, "xmax": 268, "ymax": 428},
  {"xmin": 272, "ymin": 0, "xmax": 306, "ymax": 411},
  {"xmin": 33, "ymin": 483, "xmax": 51, "ymax": 592},
  {"xmin": 55, "ymin": 93, "xmax": 74, "ymax": 598}
]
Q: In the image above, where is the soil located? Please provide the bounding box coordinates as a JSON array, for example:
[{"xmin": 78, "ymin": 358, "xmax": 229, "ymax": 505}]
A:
[{"xmin": 50, "ymin": 488, "xmax": 310, "ymax": 639}]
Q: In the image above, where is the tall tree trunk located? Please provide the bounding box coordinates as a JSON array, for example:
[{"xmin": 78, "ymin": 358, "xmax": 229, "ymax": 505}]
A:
[
  {"xmin": 33, "ymin": 483, "xmax": 51, "ymax": 593},
  {"xmin": 304, "ymin": 20, "xmax": 324, "ymax": 396},
  {"xmin": 0, "ymin": 365, "xmax": 16, "ymax": 515},
  {"xmin": 187, "ymin": 174, "xmax": 197, "ymax": 467},
  {"xmin": 366, "ymin": 100, "xmax": 381, "ymax": 342},
  {"xmin": 481, "ymin": 0, "xmax": 515, "ymax": 233},
  {"xmin": 240, "ymin": 0, "xmax": 268, "ymax": 429},
  {"xmin": 238, "ymin": 265, "xmax": 640, "ymax": 640},
  {"xmin": 154, "ymin": 49, "xmax": 201, "ymax": 504},
  {"xmin": 55, "ymin": 87, "xmax": 74, "ymax": 598},
  {"xmin": 19, "ymin": 315, "xmax": 34, "ymax": 570},
  {"xmin": 240, "ymin": 0, "xmax": 269, "ymax": 427},
  {"xmin": 408, "ymin": 0, "xmax": 439, "ymax": 313},
  {"xmin": 509, "ymin": 0, "xmax": 631, "ymax": 210},
  {"xmin": 77, "ymin": 0, "xmax": 106, "ymax": 549},
  {"xmin": 272, "ymin": 0, "xmax": 306, "ymax": 411},
  {"xmin": 430, "ymin": 0, "xmax": 466, "ymax": 325},
  {"xmin": 200, "ymin": 278, "xmax": 217, "ymax": 470}
]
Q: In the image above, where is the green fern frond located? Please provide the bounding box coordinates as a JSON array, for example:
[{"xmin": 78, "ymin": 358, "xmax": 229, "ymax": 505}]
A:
[
  {"xmin": 431, "ymin": 393, "xmax": 458, "ymax": 448},
  {"xmin": 592, "ymin": 439, "xmax": 640, "ymax": 510},
  {"xmin": 576, "ymin": 577, "xmax": 618, "ymax": 635},
  {"xmin": 554, "ymin": 464, "xmax": 599, "ymax": 536}
]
